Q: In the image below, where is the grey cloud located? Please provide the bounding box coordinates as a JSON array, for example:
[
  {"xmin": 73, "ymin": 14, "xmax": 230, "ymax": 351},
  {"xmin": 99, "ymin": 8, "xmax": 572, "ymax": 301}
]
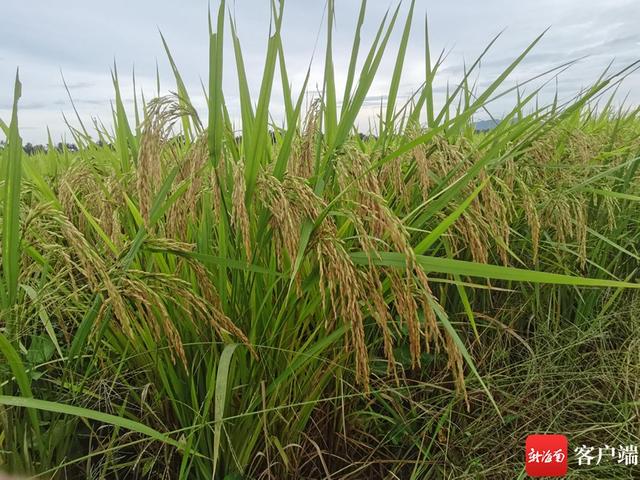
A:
[
  {"xmin": 569, "ymin": 35, "xmax": 640, "ymax": 58},
  {"xmin": 60, "ymin": 81, "xmax": 96, "ymax": 90},
  {"xmin": 361, "ymin": 92, "xmax": 420, "ymax": 107},
  {"xmin": 75, "ymin": 98, "xmax": 105, "ymax": 106},
  {"xmin": 0, "ymin": 100, "xmax": 62, "ymax": 110}
]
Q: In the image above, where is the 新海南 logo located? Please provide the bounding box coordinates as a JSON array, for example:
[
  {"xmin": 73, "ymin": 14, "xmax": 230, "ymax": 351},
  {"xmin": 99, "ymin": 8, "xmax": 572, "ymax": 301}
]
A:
[{"xmin": 525, "ymin": 434, "xmax": 568, "ymax": 477}]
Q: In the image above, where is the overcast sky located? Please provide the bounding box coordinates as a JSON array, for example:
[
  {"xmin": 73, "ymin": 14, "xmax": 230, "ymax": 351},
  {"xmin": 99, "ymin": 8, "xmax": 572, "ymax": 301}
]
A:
[{"xmin": 1, "ymin": 0, "xmax": 639, "ymax": 144}]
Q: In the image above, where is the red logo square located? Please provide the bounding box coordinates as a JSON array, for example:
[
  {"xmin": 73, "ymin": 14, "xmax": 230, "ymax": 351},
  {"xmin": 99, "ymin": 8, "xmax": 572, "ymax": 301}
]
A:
[{"xmin": 525, "ymin": 434, "xmax": 568, "ymax": 477}]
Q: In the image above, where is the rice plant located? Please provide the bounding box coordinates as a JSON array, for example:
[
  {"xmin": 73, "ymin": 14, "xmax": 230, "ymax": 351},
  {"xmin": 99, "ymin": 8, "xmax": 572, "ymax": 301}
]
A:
[{"xmin": 1, "ymin": 1, "xmax": 640, "ymax": 478}]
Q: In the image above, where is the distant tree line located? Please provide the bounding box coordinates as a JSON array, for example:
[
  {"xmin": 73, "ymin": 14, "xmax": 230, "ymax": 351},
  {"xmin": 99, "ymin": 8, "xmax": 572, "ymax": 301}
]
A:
[
  {"xmin": 0, "ymin": 140, "xmax": 79, "ymax": 155},
  {"xmin": 22, "ymin": 142, "xmax": 79, "ymax": 155},
  {"xmin": 0, "ymin": 131, "xmax": 381, "ymax": 156}
]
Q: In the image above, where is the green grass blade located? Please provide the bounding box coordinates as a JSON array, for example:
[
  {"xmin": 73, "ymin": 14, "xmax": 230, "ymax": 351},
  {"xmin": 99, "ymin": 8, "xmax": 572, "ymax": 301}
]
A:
[
  {"xmin": 323, "ymin": 0, "xmax": 338, "ymax": 146},
  {"xmin": 0, "ymin": 395, "xmax": 182, "ymax": 449},
  {"xmin": 382, "ymin": 0, "xmax": 415, "ymax": 144},
  {"xmin": 424, "ymin": 15, "xmax": 435, "ymax": 127},
  {"xmin": 2, "ymin": 71, "xmax": 22, "ymax": 311},
  {"xmin": 160, "ymin": 31, "xmax": 196, "ymax": 142},
  {"xmin": 341, "ymin": 0, "xmax": 367, "ymax": 115},
  {"xmin": 212, "ymin": 344, "xmax": 239, "ymax": 475},
  {"xmin": 0, "ymin": 333, "xmax": 44, "ymax": 457},
  {"xmin": 351, "ymin": 252, "xmax": 640, "ymax": 288},
  {"xmin": 111, "ymin": 64, "xmax": 137, "ymax": 172},
  {"xmin": 414, "ymin": 178, "xmax": 489, "ymax": 254},
  {"xmin": 208, "ymin": 0, "xmax": 226, "ymax": 166},
  {"xmin": 273, "ymin": 68, "xmax": 311, "ymax": 179},
  {"xmin": 244, "ymin": 6, "xmax": 282, "ymax": 201},
  {"xmin": 229, "ymin": 17, "xmax": 256, "ymax": 147},
  {"xmin": 428, "ymin": 299, "xmax": 501, "ymax": 418}
]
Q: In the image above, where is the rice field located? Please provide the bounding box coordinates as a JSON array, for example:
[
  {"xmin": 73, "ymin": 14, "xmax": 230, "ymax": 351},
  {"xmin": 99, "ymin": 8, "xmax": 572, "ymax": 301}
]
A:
[{"xmin": 2, "ymin": 1, "xmax": 640, "ymax": 479}]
